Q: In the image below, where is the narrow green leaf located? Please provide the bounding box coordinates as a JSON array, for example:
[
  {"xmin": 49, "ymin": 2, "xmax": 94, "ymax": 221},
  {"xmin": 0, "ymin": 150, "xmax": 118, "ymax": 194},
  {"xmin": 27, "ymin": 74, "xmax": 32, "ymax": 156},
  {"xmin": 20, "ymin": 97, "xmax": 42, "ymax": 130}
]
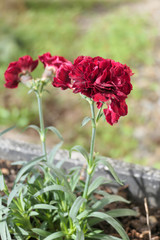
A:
[
  {"xmin": 88, "ymin": 176, "xmax": 111, "ymax": 195},
  {"xmin": 48, "ymin": 142, "xmax": 63, "ymax": 164},
  {"xmin": 28, "ymin": 89, "xmax": 33, "ymax": 94},
  {"xmin": 29, "ymin": 211, "xmax": 39, "ymax": 217},
  {"xmin": 13, "ymin": 225, "xmax": 25, "ymax": 240},
  {"xmin": 46, "ymin": 164, "xmax": 71, "ymax": 190},
  {"xmin": 7, "ymin": 184, "xmax": 23, "ymax": 206},
  {"xmin": 81, "ymin": 117, "xmax": 91, "ymax": 127},
  {"xmin": 87, "ymin": 233, "xmax": 122, "ymax": 240},
  {"xmin": 5, "ymin": 223, "xmax": 12, "ymax": 240},
  {"xmin": 0, "ymin": 199, "xmax": 2, "ymax": 221},
  {"xmin": 0, "ymin": 125, "xmax": 16, "ymax": 137},
  {"xmin": 11, "ymin": 160, "xmax": 27, "ymax": 166},
  {"xmin": 23, "ymin": 125, "xmax": 40, "ymax": 134},
  {"xmin": 44, "ymin": 231, "xmax": 65, "ymax": 240},
  {"xmin": 31, "ymin": 204, "xmax": 57, "ymax": 211},
  {"xmin": 70, "ymin": 169, "xmax": 81, "ymax": 191},
  {"xmin": 106, "ymin": 208, "xmax": 137, "ymax": 218},
  {"xmin": 16, "ymin": 226, "xmax": 28, "ymax": 236},
  {"xmin": 92, "ymin": 191, "xmax": 129, "ymax": 210},
  {"xmin": 70, "ymin": 145, "xmax": 89, "ymax": 162},
  {"xmin": 69, "ymin": 196, "xmax": 86, "ymax": 221},
  {"xmin": 46, "ymin": 126, "xmax": 63, "ymax": 141},
  {"xmin": 96, "ymin": 112, "xmax": 104, "ymax": 123},
  {"xmin": 97, "ymin": 157, "xmax": 123, "ymax": 185},
  {"xmin": 28, "ymin": 171, "xmax": 41, "ymax": 184},
  {"xmin": 88, "ymin": 212, "xmax": 130, "ymax": 240},
  {"xmin": 88, "ymin": 217, "xmax": 103, "ymax": 227},
  {"xmin": 34, "ymin": 184, "xmax": 76, "ymax": 201},
  {"xmin": 32, "ymin": 228, "xmax": 51, "ymax": 237},
  {"xmin": 0, "ymin": 207, "xmax": 9, "ymax": 215},
  {"xmin": 55, "ymin": 158, "xmax": 66, "ymax": 168},
  {"xmin": 15, "ymin": 155, "xmax": 44, "ymax": 183},
  {"xmin": 77, "ymin": 210, "xmax": 90, "ymax": 220},
  {"xmin": 0, "ymin": 172, "xmax": 5, "ymax": 191},
  {"xmin": 76, "ymin": 230, "xmax": 84, "ymax": 240},
  {"xmin": 20, "ymin": 192, "xmax": 25, "ymax": 211},
  {"xmin": 0, "ymin": 221, "xmax": 7, "ymax": 240}
]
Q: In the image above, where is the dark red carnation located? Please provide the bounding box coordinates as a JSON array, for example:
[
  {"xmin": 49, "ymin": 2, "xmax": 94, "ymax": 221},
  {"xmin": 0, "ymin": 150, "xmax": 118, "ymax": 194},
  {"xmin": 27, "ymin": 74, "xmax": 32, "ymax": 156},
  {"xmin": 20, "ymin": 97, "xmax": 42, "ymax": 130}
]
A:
[
  {"xmin": 50, "ymin": 54, "xmax": 133, "ymax": 125},
  {"xmin": 39, "ymin": 52, "xmax": 71, "ymax": 72},
  {"xmin": 52, "ymin": 62, "xmax": 73, "ymax": 90},
  {"xmin": 4, "ymin": 56, "xmax": 38, "ymax": 88},
  {"xmin": 70, "ymin": 56, "xmax": 133, "ymax": 125}
]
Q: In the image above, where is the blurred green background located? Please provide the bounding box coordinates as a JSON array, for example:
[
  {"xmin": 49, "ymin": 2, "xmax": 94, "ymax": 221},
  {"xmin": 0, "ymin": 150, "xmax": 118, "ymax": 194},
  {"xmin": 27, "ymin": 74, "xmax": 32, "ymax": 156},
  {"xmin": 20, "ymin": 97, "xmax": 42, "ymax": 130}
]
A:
[{"xmin": 0, "ymin": 0, "xmax": 158, "ymax": 167}]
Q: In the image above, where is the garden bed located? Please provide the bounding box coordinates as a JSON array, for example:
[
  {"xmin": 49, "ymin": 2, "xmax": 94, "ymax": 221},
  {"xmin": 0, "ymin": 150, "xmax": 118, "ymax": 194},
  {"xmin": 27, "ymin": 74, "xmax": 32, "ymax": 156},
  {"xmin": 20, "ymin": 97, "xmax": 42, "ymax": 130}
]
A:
[{"xmin": 0, "ymin": 137, "xmax": 160, "ymax": 239}]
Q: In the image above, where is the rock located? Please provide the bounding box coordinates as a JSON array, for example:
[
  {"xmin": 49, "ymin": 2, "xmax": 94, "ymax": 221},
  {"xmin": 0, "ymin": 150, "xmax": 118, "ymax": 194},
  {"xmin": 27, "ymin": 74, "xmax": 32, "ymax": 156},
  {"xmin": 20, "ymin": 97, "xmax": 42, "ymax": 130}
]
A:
[
  {"xmin": 1, "ymin": 168, "xmax": 9, "ymax": 175},
  {"xmin": 10, "ymin": 169, "xmax": 15, "ymax": 174},
  {"xmin": 139, "ymin": 230, "xmax": 150, "ymax": 239},
  {"xmin": 152, "ymin": 237, "xmax": 160, "ymax": 240},
  {"xmin": 149, "ymin": 215, "xmax": 158, "ymax": 228}
]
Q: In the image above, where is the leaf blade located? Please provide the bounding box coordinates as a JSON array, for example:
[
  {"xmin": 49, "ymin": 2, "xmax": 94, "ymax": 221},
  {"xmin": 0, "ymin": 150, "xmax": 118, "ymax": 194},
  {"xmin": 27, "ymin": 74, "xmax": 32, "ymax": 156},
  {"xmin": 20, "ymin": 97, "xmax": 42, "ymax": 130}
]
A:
[
  {"xmin": 106, "ymin": 208, "xmax": 137, "ymax": 218},
  {"xmin": 69, "ymin": 196, "xmax": 86, "ymax": 221},
  {"xmin": 88, "ymin": 176, "xmax": 111, "ymax": 195},
  {"xmin": 46, "ymin": 126, "xmax": 63, "ymax": 141},
  {"xmin": 48, "ymin": 141, "xmax": 63, "ymax": 164},
  {"xmin": 44, "ymin": 231, "xmax": 65, "ymax": 240},
  {"xmin": 0, "ymin": 126, "xmax": 16, "ymax": 137},
  {"xmin": 70, "ymin": 145, "xmax": 89, "ymax": 162},
  {"xmin": 81, "ymin": 116, "xmax": 91, "ymax": 127},
  {"xmin": 88, "ymin": 212, "xmax": 129, "ymax": 240},
  {"xmin": 15, "ymin": 155, "xmax": 44, "ymax": 184},
  {"xmin": 97, "ymin": 157, "xmax": 123, "ymax": 185},
  {"xmin": 34, "ymin": 184, "xmax": 76, "ymax": 201},
  {"xmin": 32, "ymin": 228, "xmax": 51, "ymax": 237}
]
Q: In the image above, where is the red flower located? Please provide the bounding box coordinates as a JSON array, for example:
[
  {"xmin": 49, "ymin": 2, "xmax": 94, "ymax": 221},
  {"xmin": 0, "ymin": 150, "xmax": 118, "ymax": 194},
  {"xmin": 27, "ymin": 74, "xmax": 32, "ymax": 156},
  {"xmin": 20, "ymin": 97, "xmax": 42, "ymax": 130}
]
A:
[
  {"xmin": 52, "ymin": 62, "xmax": 73, "ymax": 90},
  {"xmin": 69, "ymin": 56, "xmax": 133, "ymax": 125},
  {"xmin": 50, "ymin": 54, "xmax": 133, "ymax": 125},
  {"xmin": 39, "ymin": 52, "xmax": 71, "ymax": 72},
  {"xmin": 4, "ymin": 56, "xmax": 38, "ymax": 88}
]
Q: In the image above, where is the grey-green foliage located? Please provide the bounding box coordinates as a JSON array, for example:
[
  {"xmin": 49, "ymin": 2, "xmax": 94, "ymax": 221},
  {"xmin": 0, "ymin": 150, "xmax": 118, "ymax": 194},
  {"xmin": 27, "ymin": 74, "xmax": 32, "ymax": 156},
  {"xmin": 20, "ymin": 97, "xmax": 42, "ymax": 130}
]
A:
[{"xmin": 0, "ymin": 157, "xmax": 136, "ymax": 240}]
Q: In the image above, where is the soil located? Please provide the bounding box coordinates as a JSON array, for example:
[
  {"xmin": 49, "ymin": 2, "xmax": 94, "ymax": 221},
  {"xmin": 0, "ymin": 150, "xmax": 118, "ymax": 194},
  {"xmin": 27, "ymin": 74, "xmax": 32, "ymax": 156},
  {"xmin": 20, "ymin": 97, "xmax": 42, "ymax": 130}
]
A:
[{"xmin": 1, "ymin": 159, "xmax": 160, "ymax": 240}]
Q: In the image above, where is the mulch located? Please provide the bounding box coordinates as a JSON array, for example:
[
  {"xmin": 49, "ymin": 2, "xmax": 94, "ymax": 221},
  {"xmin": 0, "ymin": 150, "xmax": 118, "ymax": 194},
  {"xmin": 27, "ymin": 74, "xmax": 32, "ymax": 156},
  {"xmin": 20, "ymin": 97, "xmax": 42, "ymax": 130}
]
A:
[{"xmin": 0, "ymin": 159, "xmax": 160, "ymax": 240}]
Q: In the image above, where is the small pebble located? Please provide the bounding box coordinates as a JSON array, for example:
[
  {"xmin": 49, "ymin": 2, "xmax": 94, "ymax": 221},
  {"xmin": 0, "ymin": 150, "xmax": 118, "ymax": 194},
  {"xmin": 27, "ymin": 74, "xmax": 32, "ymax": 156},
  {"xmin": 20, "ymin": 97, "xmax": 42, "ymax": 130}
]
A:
[
  {"xmin": 10, "ymin": 169, "xmax": 15, "ymax": 174},
  {"xmin": 1, "ymin": 168, "xmax": 9, "ymax": 175},
  {"xmin": 152, "ymin": 237, "xmax": 160, "ymax": 240},
  {"xmin": 139, "ymin": 230, "xmax": 150, "ymax": 239},
  {"xmin": 149, "ymin": 215, "xmax": 158, "ymax": 228}
]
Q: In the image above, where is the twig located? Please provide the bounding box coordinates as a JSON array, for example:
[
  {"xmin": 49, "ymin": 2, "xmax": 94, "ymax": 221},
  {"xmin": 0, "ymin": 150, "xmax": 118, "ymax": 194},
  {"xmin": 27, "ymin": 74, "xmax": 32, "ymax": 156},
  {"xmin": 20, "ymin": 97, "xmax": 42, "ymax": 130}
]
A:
[{"xmin": 144, "ymin": 197, "xmax": 152, "ymax": 240}]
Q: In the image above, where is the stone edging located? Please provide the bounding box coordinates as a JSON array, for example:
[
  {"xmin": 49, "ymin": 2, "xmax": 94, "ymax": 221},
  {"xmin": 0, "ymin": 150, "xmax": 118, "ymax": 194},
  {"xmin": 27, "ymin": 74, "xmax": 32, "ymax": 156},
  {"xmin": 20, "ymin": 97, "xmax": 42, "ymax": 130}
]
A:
[{"xmin": 0, "ymin": 137, "xmax": 160, "ymax": 208}]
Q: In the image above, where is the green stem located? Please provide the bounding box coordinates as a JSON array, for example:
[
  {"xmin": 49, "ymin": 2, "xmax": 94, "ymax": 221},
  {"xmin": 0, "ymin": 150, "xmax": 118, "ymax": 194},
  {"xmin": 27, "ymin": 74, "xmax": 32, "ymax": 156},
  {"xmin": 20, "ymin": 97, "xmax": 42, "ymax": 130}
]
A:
[
  {"xmin": 89, "ymin": 101, "xmax": 96, "ymax": 166},
  {"xmin": 36, "ymin": 92, "xmax": 47, "ymax": 160},
  {"xmin": 96, "ymin": 103, "xmax": 104, "ymax": 123},
  {"xmin": 83, "ymin": 101, "xmax": 96, "ymax": 199}
]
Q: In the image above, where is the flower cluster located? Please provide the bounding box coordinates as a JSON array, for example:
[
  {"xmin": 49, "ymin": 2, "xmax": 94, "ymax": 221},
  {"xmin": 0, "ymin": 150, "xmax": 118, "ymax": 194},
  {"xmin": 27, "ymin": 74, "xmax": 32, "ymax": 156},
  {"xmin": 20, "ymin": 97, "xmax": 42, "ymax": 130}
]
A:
[
  {"xmin": 2, "ymin": 53, "xmax": 135, "ymax": 240},
  {"xmin": 4, "ymin": 53, "xmax": 133, "ymax": 125}
]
